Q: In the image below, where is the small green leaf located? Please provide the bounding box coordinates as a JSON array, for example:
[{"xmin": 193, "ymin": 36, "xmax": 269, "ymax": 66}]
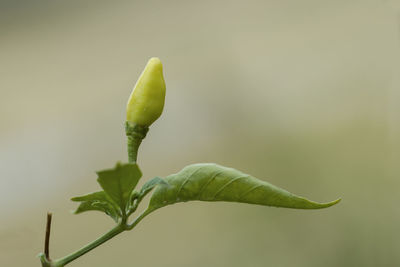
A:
[
  {"xmin": 127, "ymin": 177, "xmax": 169, "ymax": 214},
  {"xmin": 140, "ymin": 177, "xmax": 169, "ymax": 196},
  {"xmin": 147, "ymin": 163, "xmax": 340, "ymax": 213},
  {"xmin": 97, "ymin": 162, "xmax": 142, "ymax": 212},
  {"xmin": 71, "ymin": 191, "xmax": 120, "ymax": 222}
]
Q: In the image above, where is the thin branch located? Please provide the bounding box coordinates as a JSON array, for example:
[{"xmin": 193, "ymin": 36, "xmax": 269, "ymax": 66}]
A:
[
  {"xmin": 53, "ymin": 224, "xmax": 124, "ymax": 266},
  {"xmin": 45, "ymin": 212, "xmax": 52, "ymax": 260}
]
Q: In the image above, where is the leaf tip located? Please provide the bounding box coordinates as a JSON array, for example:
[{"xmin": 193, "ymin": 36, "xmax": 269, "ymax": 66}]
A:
[
  {"xmin": 314, "ymin": 197, "xmax": 341, "ymax": 209},
  {"xmin": 70, "ymin": 209, "xmax": 78, "ymax": 214},
  {"xmin": 329, "ymin": 197, "xmax": 342, "ymax": 206}
]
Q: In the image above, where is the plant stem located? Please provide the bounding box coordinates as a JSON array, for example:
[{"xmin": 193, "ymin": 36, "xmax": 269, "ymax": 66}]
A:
[
  {"xmin": 127, "ymin": 135, "xmax": 142, "ymax": 163},
  {"xmin": 125, "ymin": 122, "xmax": 148, "ymax": 163},
  {"xmin": 45, "ymin": 212, "xmax": 52, "ymax": 259},
  {"xmin": 52, "ymin": 224, "xmax": 124, "ymax": 267},
  {"xmin": 127, "ymin": 209, "xmax": 152, "ymax": 230}
]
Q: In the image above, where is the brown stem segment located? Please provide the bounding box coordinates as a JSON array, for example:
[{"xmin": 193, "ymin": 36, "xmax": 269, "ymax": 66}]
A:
[{"xmin": 45, "ymin": 212, "xmax": 52, "ymax": 260}]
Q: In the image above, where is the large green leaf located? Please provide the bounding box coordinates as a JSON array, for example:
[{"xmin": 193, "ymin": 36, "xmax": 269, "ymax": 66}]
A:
[
  {"xmin": 147, "ymin": 163, "xmax": 340, "ymax": 213},
  {"xmin": 71, "ymin": 191, "xmax": 120, "ymax": 222},
  {"xmin": 97, "ymin": 162, "xmax": 142, "ymax": 211}
]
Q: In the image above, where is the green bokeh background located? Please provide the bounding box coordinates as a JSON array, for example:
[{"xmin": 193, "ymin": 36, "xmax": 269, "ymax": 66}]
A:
[{"xmin": 1, "ymin": 1, "xmax": 399, "ymax": 266}]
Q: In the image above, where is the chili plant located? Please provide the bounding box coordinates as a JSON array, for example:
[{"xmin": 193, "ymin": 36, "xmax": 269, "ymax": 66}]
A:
[{"xmin": 38, "ymin": 57, "xmax": 340, "ymax": 267}]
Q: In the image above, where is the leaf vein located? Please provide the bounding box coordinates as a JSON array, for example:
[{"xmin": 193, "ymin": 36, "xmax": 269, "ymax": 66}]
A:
[
  {"xmin": 239, "ymin": 184, "xmax": 263, "ymax": 200},
  {"xmin": 116, "ymin": 169, "xmax": 124, "ymax": 207},
  {"xmin": 196, "ymin": 170, "xmax": 224, "ymax": 199},
  {"xmin": 176, "ymin": 165, "xmax": 208, "ymax": 200},
  {"xmin": 212, "ymin": 175, "xmax": 250, "ymax": 200}
]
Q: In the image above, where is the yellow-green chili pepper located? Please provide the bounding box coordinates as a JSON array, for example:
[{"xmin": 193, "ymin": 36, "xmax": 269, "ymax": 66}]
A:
[{"xmin": 126, "ymin": 57, "xmax": 166, "ymax": 127}]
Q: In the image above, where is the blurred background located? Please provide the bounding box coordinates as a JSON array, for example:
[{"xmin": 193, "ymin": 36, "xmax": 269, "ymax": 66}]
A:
[{"xmin": 1, "ymin": 0, "xmax": 399, "ymax": 266}]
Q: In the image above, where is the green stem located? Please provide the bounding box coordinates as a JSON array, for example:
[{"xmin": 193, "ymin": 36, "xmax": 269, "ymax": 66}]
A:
[
  {"xmin": 127, "ymin": 209, "xmax": 152, "ymax": 230},
  {"xmin": 125, "ymin": 122, "xmax": 148, "ymax": 163},
  {"xmin": 127, "ymin": 135, "xmax": 142, "ymax": 163},
  {"xmin": 52, "ymin": 224, "xmax": 124, "ymax": 267}
]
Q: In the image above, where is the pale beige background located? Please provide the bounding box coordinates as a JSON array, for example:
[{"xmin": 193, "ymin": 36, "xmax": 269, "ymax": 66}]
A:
[{"xmin": 1, "ymin": 0, "xmax": 399, "ymax": 266}]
